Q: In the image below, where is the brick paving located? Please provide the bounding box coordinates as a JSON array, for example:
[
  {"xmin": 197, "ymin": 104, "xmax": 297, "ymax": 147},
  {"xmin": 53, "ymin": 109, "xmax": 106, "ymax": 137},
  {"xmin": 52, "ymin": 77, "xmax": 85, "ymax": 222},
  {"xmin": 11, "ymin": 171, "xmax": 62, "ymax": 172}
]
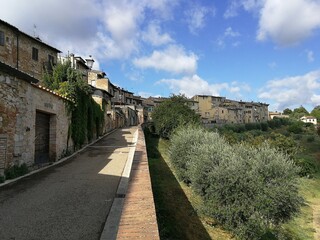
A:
[{"xmin": 116, "ymin": 127, "xmax": 160, "ymax": 239}]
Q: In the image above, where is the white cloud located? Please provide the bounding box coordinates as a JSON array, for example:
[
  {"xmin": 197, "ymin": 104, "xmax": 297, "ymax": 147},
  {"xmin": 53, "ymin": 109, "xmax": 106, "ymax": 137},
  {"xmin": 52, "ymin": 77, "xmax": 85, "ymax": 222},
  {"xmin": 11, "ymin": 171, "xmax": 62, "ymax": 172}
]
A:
[
  {"xmin": 306, "ymin": 50, "xmax": 315, "ymax": 63},
  {"xmin": 257, "ymin": 0, "xmax": 320, "ymax": 46},
  {"xmin": 224, "ymin": 1, "xmax": 241, "ymax": 18},
  {"xmin": 0, "ymin": 0, "xmax": 179, "ymax": 62},
  {"xmin": 137, "ymin": 91, "xmax": 162, "ymax": 98},
  {"xmin": 268, "ymin": 61, "xmax": 277, "ymax": 69},
  {"xmin": 224, "ymin": 0, "xmax": 262, "ymax": 18},
  {"xmin": 158, "ymin": 75, "xmax": 251, "ymax": 98},
  {"xmin": 216, "ymin": 27, "xmax": 241, "ymax": 49},
  {"xmin": 158, "ymin": 75, "xmax": 227, "ymax": 97},
  {"xmin": 224, "ymin": 27, "xmax": 241, "ymax": 37},
  {"xmin": 258, "ymin": 70, "xmax": 320, "ymax": 110},
  {"xmin": 225, "ymin": 0, "xmax": 320, "ymax": 46},
  {"xmin": 133, "ymin": 45, "xmax": 198, "ymax": 75},
  {"xmin": 142, "ymin": 22, "xmax": 174, "ymax": 46},
  {"xmin": 185, "ymin": 5, "xmax": 215, "ymax": 34}
]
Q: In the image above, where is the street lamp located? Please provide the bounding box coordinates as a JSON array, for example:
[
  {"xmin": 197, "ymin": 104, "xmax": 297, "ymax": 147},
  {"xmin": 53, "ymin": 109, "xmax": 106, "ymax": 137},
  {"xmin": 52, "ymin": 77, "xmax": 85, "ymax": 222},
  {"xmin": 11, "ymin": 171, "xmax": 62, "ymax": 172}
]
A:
[{"xmin": 85, "ymin": 55, "xmax": 95, "ymax": 69}]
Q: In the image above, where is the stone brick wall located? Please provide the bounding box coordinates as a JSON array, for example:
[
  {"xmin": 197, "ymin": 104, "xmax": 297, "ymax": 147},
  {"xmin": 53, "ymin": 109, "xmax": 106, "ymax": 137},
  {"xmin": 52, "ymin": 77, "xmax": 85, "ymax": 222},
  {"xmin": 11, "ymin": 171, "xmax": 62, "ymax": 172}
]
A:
[
  {"xmin": 0, "ymin": 20, "xmax": 59, "ymax": 81},
  {"xmin": 0, "ymin": 70, "xmax": 71, "ymax": 174}
]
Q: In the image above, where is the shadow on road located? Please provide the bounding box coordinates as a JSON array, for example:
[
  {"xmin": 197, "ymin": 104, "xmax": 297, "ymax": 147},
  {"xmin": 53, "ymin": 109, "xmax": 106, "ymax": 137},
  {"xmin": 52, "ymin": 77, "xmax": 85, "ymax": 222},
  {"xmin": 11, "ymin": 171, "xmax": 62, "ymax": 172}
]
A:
[{"xmin": 0, "ymin": 128, "xmax": 134, "ymax": 240}]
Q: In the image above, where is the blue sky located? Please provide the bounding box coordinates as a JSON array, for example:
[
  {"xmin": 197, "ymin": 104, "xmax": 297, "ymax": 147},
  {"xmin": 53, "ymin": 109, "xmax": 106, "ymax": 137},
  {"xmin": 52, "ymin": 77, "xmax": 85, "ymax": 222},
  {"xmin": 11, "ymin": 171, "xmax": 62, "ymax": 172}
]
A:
[{"xmin": 1, "ymin": 0, "xmax": 320, "ymax": 111}]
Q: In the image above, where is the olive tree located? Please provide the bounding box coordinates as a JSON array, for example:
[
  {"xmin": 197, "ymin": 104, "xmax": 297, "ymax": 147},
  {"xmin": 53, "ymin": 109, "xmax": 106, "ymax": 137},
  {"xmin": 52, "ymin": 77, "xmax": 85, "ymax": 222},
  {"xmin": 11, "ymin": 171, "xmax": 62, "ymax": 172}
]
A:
[{"xmin": 169, "ymin": 127, "xmax": 303, "ymax": 239}]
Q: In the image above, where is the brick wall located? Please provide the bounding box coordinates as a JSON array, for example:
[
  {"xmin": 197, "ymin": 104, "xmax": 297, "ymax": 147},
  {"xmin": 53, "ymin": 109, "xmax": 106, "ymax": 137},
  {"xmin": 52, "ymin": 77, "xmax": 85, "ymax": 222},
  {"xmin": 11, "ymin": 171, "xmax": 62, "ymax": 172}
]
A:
[{"xmin": 0, "ymin": 70, "xmax": 71, "ymax": 173}]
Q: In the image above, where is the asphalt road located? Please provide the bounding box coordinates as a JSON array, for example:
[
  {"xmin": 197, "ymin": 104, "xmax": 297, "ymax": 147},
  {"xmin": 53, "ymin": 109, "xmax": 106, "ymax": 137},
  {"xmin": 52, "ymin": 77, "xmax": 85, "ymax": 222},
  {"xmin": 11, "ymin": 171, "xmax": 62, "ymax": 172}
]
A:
[{"xmin": 0, "ymin": 127, "xmax": 137, "ymax": 240}]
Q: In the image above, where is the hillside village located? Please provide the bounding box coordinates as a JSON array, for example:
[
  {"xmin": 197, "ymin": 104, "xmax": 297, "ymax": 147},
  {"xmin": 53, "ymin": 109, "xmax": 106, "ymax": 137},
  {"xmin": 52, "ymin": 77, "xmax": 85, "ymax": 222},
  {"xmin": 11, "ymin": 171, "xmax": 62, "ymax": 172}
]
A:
[
  {"xmin": 6, "ymin": 15, "xmax": 320, "ymax": 183},
  {"xmin": 0, "ymin": 19, "xmax": 276, "ymax": 177}
]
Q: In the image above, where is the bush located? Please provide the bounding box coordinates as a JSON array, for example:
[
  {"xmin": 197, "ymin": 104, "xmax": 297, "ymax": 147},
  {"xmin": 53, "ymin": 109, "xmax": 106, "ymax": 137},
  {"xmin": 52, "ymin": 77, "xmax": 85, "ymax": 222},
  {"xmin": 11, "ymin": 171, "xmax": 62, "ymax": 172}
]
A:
[
  {"xmin": 260, "ymin": 122, "xmax": 269, "ymax": 131},
  {"xmin": 169, "ymin": 127, "xmax": 303, "ymax": 240},
  {"xmin": 5, "ymin": 163, "xmax": 29, "ymax": 180},
  {"xmin": 203, "ymin": 143, "xmax": 302, "ymax": 239},
  {"xmin": 287, "ymin": 121, "xmax": 303, "ymax": 134},
  {"xmin": 268, "ymin": 133, "xmax": 301, "ymax": 159},
  {"xmin": 245, "ymin": 122, "xmax": 261, "ymax": 131},
  {"xmin": 169, "ymin": 125, "xmax": 209, "ymax": 183},
  {"xmin": 294, "ymin": 158, "xmax": 316, "ymax": 177},
  {"xmin": 306, "ymin": 135, "xmax": 315, "ymax": 142}
]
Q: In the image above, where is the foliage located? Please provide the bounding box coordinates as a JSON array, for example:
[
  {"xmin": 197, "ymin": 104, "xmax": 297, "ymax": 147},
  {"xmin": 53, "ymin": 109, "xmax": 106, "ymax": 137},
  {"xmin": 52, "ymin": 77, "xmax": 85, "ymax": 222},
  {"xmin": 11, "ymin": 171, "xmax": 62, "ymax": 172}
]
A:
[
  {"xmin": 169, "ymin": 126, "xmax": 303, "ymax": 239},
  {"xmin": 145, "ymin": 129, "xmax": 231, "ymax": 239},
  {"xmin": 151, "ymin": 95, "xmax": 201, "ymax": 138},
  {"xmin": 283, "ymin": 108, "xmax": 293, "ymax": 115},
  {"xmin": 267, "ymin": 117, "xmax": 290, "ymax": 129},
  {"xmin": 0, "ymin": 175, "xmax": 4, "ymax": 183},
  {"xmin": 4, "ymin": 163, "xmax": 29, "ymax": 180},
  {"xmin": 290, "ymin": 106, "xmax": 309, "ymax": 119},
  {"xmin": 267, "ymin": 132, "xmax": 301, "ymax": 158},
  {"xmin": 43, "ymin": 61, "xmax": 104, "ymax": 149},
  {"xmin": 310, "ymin": 105, "xmax": 320, "ymax": 121},
  {"xmin": 287, "ymin": 121, "xmax": 304, "ymax": 134}
]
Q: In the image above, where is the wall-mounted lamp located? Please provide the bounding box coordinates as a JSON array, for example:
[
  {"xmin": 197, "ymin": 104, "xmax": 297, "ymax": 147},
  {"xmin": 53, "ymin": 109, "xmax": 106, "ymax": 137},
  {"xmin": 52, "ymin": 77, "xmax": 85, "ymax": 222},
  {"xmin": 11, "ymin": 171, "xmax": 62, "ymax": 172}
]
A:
[{"xmin": 85, "ymin": 55, "xmax": 95, "ymax": 69}]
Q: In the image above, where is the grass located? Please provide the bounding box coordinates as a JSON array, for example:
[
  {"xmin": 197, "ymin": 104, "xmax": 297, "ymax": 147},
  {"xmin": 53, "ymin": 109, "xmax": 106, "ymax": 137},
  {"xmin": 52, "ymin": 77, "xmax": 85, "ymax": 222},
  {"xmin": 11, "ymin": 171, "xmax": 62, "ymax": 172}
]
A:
[{"xmin": 145, "ymin": 130, "xmax": 232, "ymax": 240}]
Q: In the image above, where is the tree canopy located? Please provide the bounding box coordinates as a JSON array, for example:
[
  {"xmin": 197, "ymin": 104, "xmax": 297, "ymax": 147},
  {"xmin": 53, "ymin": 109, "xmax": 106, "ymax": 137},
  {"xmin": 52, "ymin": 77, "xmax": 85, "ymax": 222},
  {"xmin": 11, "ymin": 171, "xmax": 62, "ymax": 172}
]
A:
[
  {"xmin": 151, "ymin": 95, "xmax": 201, "ymax": 138},
  {"xmin": 291, "ymin": 106, "xmax": 309, "ymax": 119},
  {"xmin": 311, "ymin": 105, "xmax": 320, "ymax": 121}
]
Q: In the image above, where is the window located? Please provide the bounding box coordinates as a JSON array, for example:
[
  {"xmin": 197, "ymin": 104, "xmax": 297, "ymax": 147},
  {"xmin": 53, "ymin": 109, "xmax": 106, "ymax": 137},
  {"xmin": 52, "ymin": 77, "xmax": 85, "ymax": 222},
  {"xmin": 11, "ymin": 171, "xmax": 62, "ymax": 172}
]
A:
[
  {"xmin": 48, "ymin": 54, "xmax": 54, "ymax": 64},
  {"xmin": 32, "ymin": 47, "xmax": 38, "ymax": 61},
  {"xmin": 0, "ymin": 31, "xmax": 4, "ymax": 46}
]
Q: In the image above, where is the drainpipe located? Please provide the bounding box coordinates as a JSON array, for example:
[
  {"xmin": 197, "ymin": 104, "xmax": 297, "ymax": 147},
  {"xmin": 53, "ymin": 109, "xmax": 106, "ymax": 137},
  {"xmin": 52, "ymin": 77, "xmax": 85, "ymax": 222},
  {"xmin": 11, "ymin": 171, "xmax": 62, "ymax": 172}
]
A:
[{"xmin": 16, "ymin": 33, "xmax": 19, "ymax": 69}]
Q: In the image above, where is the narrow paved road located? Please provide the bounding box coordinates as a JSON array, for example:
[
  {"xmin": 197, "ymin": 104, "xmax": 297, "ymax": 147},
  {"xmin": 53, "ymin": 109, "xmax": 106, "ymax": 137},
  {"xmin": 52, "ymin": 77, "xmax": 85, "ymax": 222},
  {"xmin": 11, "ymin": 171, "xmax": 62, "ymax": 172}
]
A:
[{"xmin": 0, "ymin": 127, "xmax": 137, "ymax": 240}]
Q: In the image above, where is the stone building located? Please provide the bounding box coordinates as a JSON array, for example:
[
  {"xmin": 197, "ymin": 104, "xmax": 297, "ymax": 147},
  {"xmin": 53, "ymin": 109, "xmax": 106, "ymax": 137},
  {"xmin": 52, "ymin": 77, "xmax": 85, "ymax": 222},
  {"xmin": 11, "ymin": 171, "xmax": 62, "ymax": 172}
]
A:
[
  {"xmin": 192, "ymin": 95, "xmax": 269, "ymax": 125},
  {"xmin": 0, "ymin": 61, "xmax": 71, "ymax": 177},
  {"xmin": 88, "ymin": 70, "xmax": 141, "ymax": 127},
  {"xmin": 0, "ymin": 19, "xmax": 61, "ymax": 81}
]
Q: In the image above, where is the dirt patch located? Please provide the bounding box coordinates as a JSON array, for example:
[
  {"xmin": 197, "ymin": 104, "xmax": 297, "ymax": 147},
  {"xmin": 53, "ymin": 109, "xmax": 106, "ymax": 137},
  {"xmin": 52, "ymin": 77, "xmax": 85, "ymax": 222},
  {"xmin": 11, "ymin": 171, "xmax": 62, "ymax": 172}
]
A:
[{"xmin": 313, "ymin": 204, "xmax": 320, "ymax": 240}]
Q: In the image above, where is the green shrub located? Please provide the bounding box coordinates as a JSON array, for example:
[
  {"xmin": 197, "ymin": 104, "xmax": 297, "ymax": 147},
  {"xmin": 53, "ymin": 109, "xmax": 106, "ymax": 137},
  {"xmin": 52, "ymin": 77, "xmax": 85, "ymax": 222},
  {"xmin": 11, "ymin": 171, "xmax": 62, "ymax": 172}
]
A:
[
  {"xmin": 187, "ymin": 133, "xmax": 231, "ymax": 196},
  {"xmin": 170, "ymin": 127, "xmax": 303, "ymax": 240},
  {"xmin": 287, "ymin": 121, "xmax": 303, "ymax": 134},
  {"xmin": 268, "ymin": 133, "xmax": 300, "ymax": 159},
  {"xmin": 260, "ymin": 122, "xmax": 269, "ymax": 131},
  {"xmin": 294, "ymin": 158, "xmax": 317, "ymax": 177},
  {"xmin": 245, "ymin": 122, "xmax": 261, "ymax": 131},
  {"xmin": 5, "ymin": 163, "xmax": 29, "ymax": 180},
  {"xmin": 203, "ymin": 143, "xmax": 302, "ymax": 239},
  {"xmin": 169, "ymin": 125, "xmax": 208, "ymax": 183},
  {"xmin": 306, "ymin": 135, "xmax": 315, "ymax": 142}
]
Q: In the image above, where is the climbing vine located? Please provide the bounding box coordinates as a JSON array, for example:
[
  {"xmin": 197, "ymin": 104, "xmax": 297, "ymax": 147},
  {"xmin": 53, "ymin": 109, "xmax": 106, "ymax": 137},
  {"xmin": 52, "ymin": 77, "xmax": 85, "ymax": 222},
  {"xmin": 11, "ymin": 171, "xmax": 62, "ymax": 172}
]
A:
[{"xmin": 43, "ymin": 60, "xmax": 105, "ymax": 150}]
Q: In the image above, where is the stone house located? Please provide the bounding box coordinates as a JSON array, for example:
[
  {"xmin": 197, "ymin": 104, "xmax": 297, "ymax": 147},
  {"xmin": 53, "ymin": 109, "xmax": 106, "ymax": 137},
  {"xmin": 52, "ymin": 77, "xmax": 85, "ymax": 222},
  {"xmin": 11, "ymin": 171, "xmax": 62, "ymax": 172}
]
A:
[
  {"xmin": 59, "ymin": 53, "xmax": 91, "ymax": 81},
  {"xmin": 0, "ymin": 19, "xmax": 61, "ymax": 81},
  {"xmin": 300, "ymin": 116, "xmax": 317, "ymax": 125},
  {"xmin": 192, "ymin": 95, "xmax": 269, "ymax": 125},
  {"xmin": 0, "ymin": 61, "xmax": 71, "ymax": 177},
  {"xmin": 269, "ymin": 111, "xmax": 289, "ymax": 120}
]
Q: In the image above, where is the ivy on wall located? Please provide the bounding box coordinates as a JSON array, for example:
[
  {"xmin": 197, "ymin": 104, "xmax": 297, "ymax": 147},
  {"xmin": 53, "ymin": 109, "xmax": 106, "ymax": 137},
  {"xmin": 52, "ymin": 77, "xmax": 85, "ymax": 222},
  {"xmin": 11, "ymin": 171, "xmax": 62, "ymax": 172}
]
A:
[{"xmin": 43, "ymin": 61, "xmax": 105, "ymax": 150}]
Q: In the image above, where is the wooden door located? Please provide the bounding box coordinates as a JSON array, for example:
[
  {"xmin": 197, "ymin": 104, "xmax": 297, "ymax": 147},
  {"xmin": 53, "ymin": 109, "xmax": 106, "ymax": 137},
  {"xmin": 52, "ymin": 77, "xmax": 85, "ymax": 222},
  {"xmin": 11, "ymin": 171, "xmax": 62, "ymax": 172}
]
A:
[{"xmin": 35, "ymin": 111, "xmax": 50, "ymax": 164}]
